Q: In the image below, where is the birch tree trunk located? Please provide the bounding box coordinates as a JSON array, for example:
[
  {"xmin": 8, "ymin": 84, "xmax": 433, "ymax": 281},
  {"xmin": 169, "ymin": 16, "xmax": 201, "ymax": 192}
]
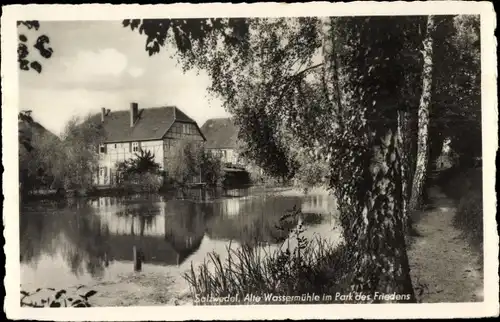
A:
[
  {"xmin": 410, "ymin": 15, "xmax": 436, "ymax": 211},
  {"xmin": 321, "ymin": 17, "xmax": 344, "ymax": 129},
  {"xmin": 327, "ymin": 17, "xmax": 417, "ymax": 303}
]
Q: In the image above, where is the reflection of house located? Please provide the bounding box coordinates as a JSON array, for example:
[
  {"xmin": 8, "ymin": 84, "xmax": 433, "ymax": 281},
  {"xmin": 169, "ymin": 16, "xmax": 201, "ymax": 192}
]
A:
[
  {"xmin": 200, "ymin": 118, "xmax": 240, "ymax": 165},
  {"xmin": 96, "ymin": 201, "xmax": 207, "ymax": 266},
  {"xmin": 93, "ymin": 102, "xmax": 205, "ymax": 186}
]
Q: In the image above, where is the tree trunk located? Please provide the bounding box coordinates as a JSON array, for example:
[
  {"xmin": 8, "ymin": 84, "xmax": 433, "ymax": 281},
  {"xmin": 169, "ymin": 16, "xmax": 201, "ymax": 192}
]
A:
[
  {"xmin": 321, "ymin": 17, "xmax": 345, "ymax": 130},
  {"xmin": 327, "ymin": 16, "xmax": 419, "ymax": 303},
  {"xmin": 354, "ymin": 129, "xmax": 415, "ymax": 302},
  {"xmin": 397, "ymin": 110, "xmax": 411, "ymax": 234},
  {"xmin": 409, "ymin": 15, "xmax": 436, "ymax": 212}
]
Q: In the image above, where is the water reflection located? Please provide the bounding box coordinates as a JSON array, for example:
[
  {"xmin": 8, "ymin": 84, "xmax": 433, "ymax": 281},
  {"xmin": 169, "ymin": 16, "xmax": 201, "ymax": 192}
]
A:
[{"xmin": 20, "ymin": 187, "xmax": 339, "ymax": 289}]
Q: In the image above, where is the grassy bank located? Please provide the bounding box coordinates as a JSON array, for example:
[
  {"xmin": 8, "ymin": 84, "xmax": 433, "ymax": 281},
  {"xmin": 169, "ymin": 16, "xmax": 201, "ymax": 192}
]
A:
[
  {"xmin": 184, "ymin": 209, "xmax": 353, "ymax": 305},
  {"xmin": 184, "ymin": 241, "xmax": 353, "ymax": 305},
  {"xmin": 435, "ymin": 167, "xmax": 483, "ymax": 255}
]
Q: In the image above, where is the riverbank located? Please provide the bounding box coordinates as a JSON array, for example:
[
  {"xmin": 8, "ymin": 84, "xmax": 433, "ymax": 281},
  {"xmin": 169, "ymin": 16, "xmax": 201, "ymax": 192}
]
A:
[{"xmin": 408, "ymin": 185, "xmax": 483, "ymax": 303}]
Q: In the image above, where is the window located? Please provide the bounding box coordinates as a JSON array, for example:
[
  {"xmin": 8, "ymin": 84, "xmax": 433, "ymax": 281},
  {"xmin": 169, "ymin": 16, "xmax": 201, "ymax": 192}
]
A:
[
  {"xmin": 132, "ymin": 142, "xmax": 140, "ymax": 152},
  {"xmin": 114, "ymin": 144, "xmax": 117, "ymax": 148},
  {"xmin": 99, "ymin": 144, "xmax": 106, "ymax": 154}
]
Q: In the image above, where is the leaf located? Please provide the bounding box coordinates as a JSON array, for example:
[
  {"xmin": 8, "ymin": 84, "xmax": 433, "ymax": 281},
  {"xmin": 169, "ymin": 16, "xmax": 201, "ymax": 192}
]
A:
[
  {"xmin": 55, "ymin": 289, "xmax": 66, "ymax": 299},
  {"xmin": 49, "ymin": 301, "xmax": 61, "ymax": 307},
  {"xmin": 19, "ymin": 34, "xmax": 28, "ymax": 42},
  {"xmin": 84, "ymin": 290, "xmax": 97, "ymax": 298},
  {"xmin": 30, "ymin": 61, "xmax": 42, "ymax": 73},
  {"xmin": 34, "ymin": 35, "xmax": 54, "ymax": 59}
]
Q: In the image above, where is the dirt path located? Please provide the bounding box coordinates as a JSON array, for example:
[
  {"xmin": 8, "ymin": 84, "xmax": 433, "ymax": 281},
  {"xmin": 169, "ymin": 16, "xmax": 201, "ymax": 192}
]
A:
[{"xmin": 408, "ymin": 186, "xmax": 484, "ymax": 303}]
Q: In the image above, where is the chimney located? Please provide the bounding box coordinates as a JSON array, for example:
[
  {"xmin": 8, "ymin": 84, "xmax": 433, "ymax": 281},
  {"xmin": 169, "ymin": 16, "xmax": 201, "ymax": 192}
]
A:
[
  {"xmin": 101, "ymin": 107, "xmax": 106, "ymax": 122},
  {"xmin": 130, "ymin": 102, "xmax": 138, "ymax": 127}
]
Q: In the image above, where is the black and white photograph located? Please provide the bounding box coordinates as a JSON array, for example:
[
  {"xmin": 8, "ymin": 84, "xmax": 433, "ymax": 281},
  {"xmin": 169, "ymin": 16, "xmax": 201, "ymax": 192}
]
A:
[{"xmin": 2, "ymin": 2, "xmax": 498, "ymax": 320}]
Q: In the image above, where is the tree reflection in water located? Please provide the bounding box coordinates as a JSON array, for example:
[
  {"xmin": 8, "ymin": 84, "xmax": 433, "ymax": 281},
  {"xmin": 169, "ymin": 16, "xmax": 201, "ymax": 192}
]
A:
[{"xmin": 20, "ymin": 189, "xmax": 335, "ymax": 286}]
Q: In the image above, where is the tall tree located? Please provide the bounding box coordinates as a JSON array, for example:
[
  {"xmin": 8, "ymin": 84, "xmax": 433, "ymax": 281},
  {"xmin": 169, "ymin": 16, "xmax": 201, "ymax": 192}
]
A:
[
  {"xmin": 126, "ymin": 16, "xmax": 422, "ymax": 301},
  {"xmin": 409, "ymin": 16, "xmax": 437, "ymax": 212}
]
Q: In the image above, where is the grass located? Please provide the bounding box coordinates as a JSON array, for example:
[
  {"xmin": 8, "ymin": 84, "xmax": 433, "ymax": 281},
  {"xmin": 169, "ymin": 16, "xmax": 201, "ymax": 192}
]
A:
[
  {"xmin": 183, "ymin": 207, "xmax": 354, "ymax": 305},
  {"xmin": 436, "ymin": 167, "xmax": 483, "ymax": 255}
]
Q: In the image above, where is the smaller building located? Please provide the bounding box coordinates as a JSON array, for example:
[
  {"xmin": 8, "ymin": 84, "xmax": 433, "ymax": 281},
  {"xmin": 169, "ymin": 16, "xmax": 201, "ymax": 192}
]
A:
[{"xmin": 200, "ymin": 118, "xmax": 240, "ymax": 165}]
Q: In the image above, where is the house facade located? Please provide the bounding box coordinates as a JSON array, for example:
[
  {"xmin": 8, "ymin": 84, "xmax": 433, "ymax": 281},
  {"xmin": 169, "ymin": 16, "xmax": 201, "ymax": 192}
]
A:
[
  {"xmin": 94, "ymin": 102, "xmax": 205, "ymax": 186},
  {"xmin": 200, "ymin": 118, "xmax": 240, "ymax": 165}
]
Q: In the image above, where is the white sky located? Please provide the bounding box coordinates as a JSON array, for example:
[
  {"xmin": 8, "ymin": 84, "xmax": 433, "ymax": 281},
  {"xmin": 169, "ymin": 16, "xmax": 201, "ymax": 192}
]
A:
[{"xmin": 18, "ymin": 20, "xmax": 228, "ymax": 135}]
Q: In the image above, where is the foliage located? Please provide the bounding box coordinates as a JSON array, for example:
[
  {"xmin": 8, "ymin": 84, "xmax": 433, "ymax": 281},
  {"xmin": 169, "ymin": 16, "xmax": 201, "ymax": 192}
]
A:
[
  {"xmin": 20, "ymin": 287, "xmax": 97, "ymax": 308},
  {"xmin": 58, "ymin": 115, "xmax": 105, "ymax": 190},
  {"xmin": 166, "ymin": 140, "xmax": 204, "ymax": 186},
  {"xmin": 116, "ymin": 172, "xmax": 163, "ymax": 193},
  {"xmin": 292, "ymin": 149, "xmax": 330, "ymax": 188},
  {"xmin": 114, "ymin": 149, "xmax": 163, "ymax": 192},
  {"xmin": 200, "ymin": 151, "xmax": 225, "ymax": 186},
  {"xmin": 17, "ymin": 20, "xmax": 54, "ymax": 73},
  {"xmin": 428, "ymin": 15, "xmax": 481, "ymax": 169},
  {"xmin": 18, "ymin": 110, "xmax": 35, "ymax": 151},
  {"xmin": 184, "ymin": 208, "xmax": 353, "ymax": 304},
  {"xmin": 437, "ymin": 167, "xmax": 483, "ymax": 254},
  {"xmin": 166, "ymin": 140, "xmax": 224, "ymax": 186},
  {"xmin": 18, "ymin": 114, "xmax": 105, "ymax": 195},
  {"xmin": 18, "ymin": 111, "xmax": 63, "ymax": 196},
  {"xmin": 116, "ymin": 149, "xmax": 162, "ymax": 177}
]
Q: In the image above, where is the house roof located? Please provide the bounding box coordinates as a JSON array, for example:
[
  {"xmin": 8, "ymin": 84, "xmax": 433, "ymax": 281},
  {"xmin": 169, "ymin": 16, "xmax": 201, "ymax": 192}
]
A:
[
  {"xmin": 200, "ymin": 118, "xmax": 239, "ymax": 149},
  {"xmin": 91, "ymin": 106, "xmax": 204, "ymax": 143}
]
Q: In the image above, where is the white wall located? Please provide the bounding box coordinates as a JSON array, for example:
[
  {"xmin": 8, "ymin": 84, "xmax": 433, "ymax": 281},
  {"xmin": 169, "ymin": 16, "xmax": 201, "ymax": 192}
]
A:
[{"xmin": 96, "ymin": 140, "xmax": 164, "ymax": 186}]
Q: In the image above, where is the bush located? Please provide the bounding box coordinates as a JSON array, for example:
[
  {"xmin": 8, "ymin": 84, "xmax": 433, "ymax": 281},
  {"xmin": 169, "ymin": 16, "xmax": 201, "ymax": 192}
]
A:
[
  {"xmin": 437, "ymin": 167, "xmax": 483, "ymax": 253},
  {"xmin": 117, "ymin": 172, "xmax": 163, "ymax": 192},
  {"xmin": 184, "ymin": 208, "xmax": 353, "ymax": 305},
  {"xmin": 166, "ymin": 140, "xmax": 224, "ymax": 187},
  {"xmin": 455, "ymin": 190, "xmax": 483, "ymax": 252},
  {"xmin": 200, "ymin": 152, "xmax": 225, "ymax": 187},
  {"xmin": 114, "ymin": 149, "xmax": 164, "ymax": 192}
]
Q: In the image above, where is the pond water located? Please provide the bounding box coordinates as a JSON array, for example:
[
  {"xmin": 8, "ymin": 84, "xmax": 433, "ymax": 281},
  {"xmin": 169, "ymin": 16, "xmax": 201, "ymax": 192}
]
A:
[{"xmin": 20, "ymin": 186, "xmax": 342, "ymax": 292}]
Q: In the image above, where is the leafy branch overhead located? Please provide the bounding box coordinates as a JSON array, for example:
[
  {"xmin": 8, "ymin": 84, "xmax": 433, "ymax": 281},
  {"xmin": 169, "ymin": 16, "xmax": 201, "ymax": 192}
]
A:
[{"xmin": 17, "ymin": 20, "xmax": 54, "ymax": 73}]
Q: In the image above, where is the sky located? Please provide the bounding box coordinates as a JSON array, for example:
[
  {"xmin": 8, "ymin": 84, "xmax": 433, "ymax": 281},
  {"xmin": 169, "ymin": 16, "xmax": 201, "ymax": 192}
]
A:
[{"xmin": 18, "ymin": 20, "xmax": 228, "ymax": 135}]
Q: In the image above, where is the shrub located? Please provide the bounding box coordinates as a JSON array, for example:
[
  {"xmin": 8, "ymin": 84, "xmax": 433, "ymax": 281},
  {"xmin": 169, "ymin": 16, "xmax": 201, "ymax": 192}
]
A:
[
  {"xmin": 114, "ymin": 149, "xmax": 164, "ymax": 192},
  {"xmin": 200, "ymin": 151, "xmax": 225, "ymax": 187},
  {"xmin": 455, "ymin": 190, "xmax": 483, "ymax": 253},
  {"xmin": 117, "ymin": 172, "xmax": 163, "ymax": 193},
  {"xmin": 438, "ymin": 167, "xmax": 483, "ymax": 253},
  {"xmin": 166, "ymin": 140, "xmax": 224, "ymax": 187}
]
